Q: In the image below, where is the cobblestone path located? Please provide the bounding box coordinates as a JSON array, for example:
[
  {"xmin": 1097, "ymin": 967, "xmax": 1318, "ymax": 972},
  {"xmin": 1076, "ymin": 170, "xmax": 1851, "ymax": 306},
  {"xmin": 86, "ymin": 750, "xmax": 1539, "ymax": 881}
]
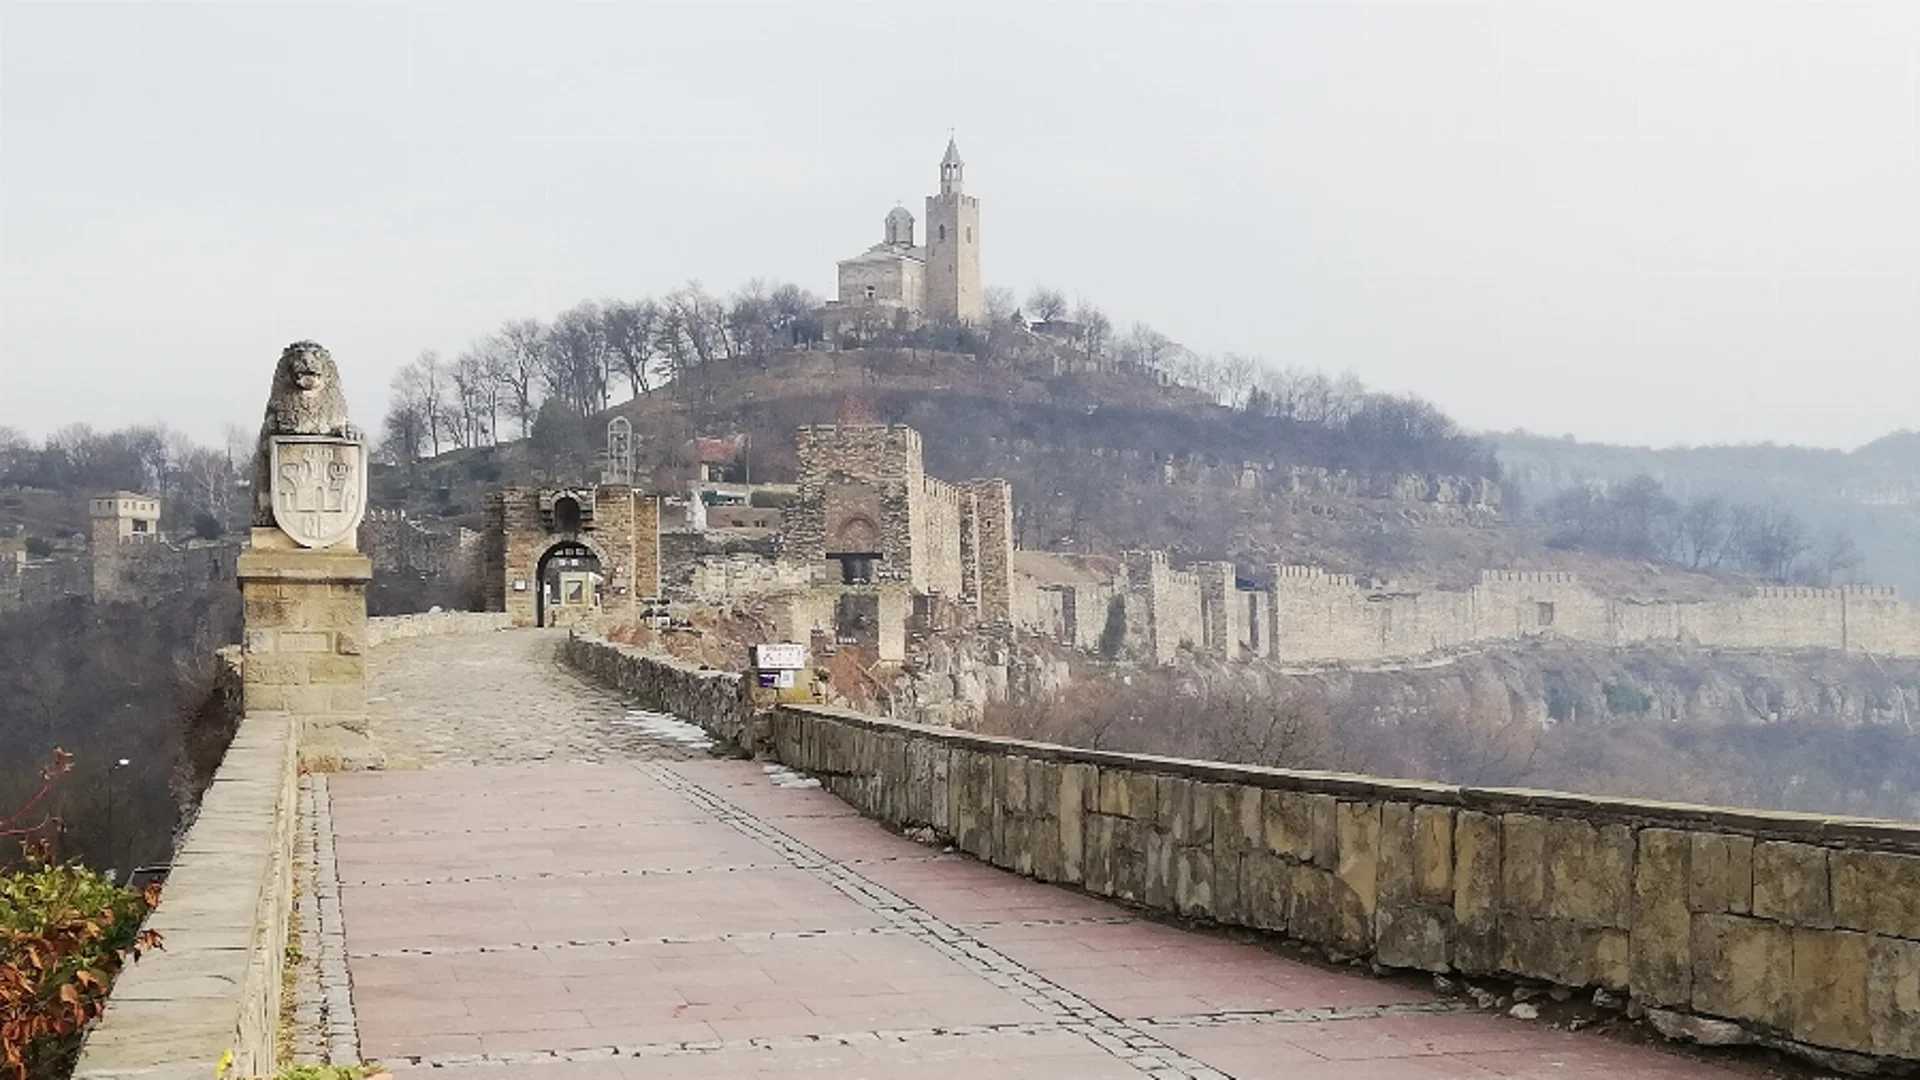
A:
[{"xmin": 298, "ymin": 629, "xmax": 1759, "ymax": 1078}]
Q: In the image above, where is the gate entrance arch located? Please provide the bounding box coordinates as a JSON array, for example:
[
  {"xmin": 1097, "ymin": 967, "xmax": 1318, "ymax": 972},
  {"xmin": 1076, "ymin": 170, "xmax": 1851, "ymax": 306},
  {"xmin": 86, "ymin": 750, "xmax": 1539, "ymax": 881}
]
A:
[{"xmin": 536, "ymin": 541, "xmax": 603, "ymax": 627}]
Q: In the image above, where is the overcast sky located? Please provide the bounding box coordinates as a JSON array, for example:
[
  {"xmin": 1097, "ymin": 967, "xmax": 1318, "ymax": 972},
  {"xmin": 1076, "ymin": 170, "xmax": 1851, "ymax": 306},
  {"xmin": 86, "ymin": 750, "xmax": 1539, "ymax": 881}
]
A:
[{"xmin": 2, "ymin": 1, "xmax": 1916, "ymax": 451}]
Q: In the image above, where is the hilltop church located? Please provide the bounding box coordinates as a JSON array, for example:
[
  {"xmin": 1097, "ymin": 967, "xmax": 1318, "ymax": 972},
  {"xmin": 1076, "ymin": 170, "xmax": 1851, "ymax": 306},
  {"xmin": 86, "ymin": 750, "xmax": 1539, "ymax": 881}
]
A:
[{"xmin": 827, "ymin": 139, "xmax": 982, "ymax": 329}]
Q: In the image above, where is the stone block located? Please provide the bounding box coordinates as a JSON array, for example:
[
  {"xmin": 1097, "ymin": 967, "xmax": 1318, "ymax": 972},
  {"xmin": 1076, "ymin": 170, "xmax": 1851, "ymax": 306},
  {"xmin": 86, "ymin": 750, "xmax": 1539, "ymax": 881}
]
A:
[
  {"xmin": 1097, "ymin": 769, "xmax": 1132, "ymax": 817},
  {"xmin": 1546, "ymin": 820, "xmax": 1632, "ymax": 927},
  {"xmin": 1869, "ymin": 935, "xmax": 1920, "ymax": 1058},
  {"xmin": 1057, "ymin": 764, "xmax": 1089, "ymax": 885},
  {"xmin": 1155, "ymin": 776, "xmax": 1182, "ymax": 834},
  {"xmin": 1209, "ymin": 784, "xmax": 1259, "ymax": 856},
  {"xmin": 243, "ymin": 656, "xmax": 306, "ymax": 687},
  {"xmin": 1287, "ymin": 864, "xmax": 1338, "ymax": 944},
  {"xmin": 1144, "ymin": 830, "xmax": 1174, "ymax": 909},
  {"xmin": 1376, "ymin": 802, "xmax": 1418, "ymax": 909},
  {"xmin": 1109, "ymin": 818, "xmax": 1144, "ymax": 902},
  {"xmin": 1084, "ymin": 814, "xmax": 1115, "ymax": 896},
  {"xmin": 1790, "ymin": 928, "xmax": 1869, "ymax": 1052},
  {"xmin": 1375, "ymin": 905, "xmax": 1452, "ymax": 972},
  {"xmin": 1212, "ymin": 849, "xmax": 1244, "ymax": 924},
  {"xmin": 1831, "ymin": 850, "xmax": 1920, "ymax": 939},
  {"xmin": 1631, "ymin": 828, "xmax": 1693, "ymax": 1007},
  {"xmin": 1241, "ymin": 851, "xmax": 1290, "ymax": 931},
  {"xmin": 1691, "ymin": 914, "xmax": 1792, "ymax": 1029},
  {"xmin": 1502, "ymin": 814, "xmax": 1549, "ymax": 916},
  {"xmin": 1413, "ymin": 805, "xmax": 1454, "ymax": 903},
  {"xmin": 1175, "ymin": 847, "xmax": 1214, "ymax": 918},
  {"xmin": 1261, "ymin": 788, "xmax": 1314, "ymax": 861},
  {"xmin": 1453, "ymin": 810, "xmax": 1502, "ymax": 973},
  {"xmin": 1002, "ymin": 756, "xmax": 1030, "ymax": 814},
  {"xmin": 305, "ymin": 654, "xmax": 363, "ymax": 685},
  {"xmin": 1170, "ymin": 779, "xmax": 1212, "ymax": 846},
  {"xmin": 1027, "ymin": 758, "xmax": 1055, "ymax": 822},
  {"xmin": 1752, "ymin": 841, "xmax": 1832, "ymax": 928},
  {"xmin": 1689, "ymin": 833, "xmax": 1753, "ymax": 914},
  {"xmin": 1004, "ymin": 816, "xmax": 1033, "ymax": 877},
  {"xmin": 277, "ymin": 631, "xmax": 331, "ymax": 654},
  {"xmin": 1336, "ymin": 801, "xmax": 1381, "ymax": 919},
  {"xmin": 1499, "ymin": 917, "xmax": 1627, "ymax": 989}
]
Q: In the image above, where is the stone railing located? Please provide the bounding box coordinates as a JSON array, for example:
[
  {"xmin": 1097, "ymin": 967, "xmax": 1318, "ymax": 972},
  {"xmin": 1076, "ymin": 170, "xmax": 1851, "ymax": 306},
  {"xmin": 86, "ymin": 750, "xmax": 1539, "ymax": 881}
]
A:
[
  {"xmin": 72, "ymin": 710, "xmax": 300, "ymax": 1078},
  {"xmin": 366, "ymin": 610, "xmax": 513, "ymax": 646},
  {"xmin": 765, "ymin": 704, "xmax": 1920, "ymax": 1068},
  {"xmin": 558, "ymin": 633, "xmax": 1920, "ymax": 1068},
  {"xmin": 562, "ymin": 631, "xmax": 753, "ymax": 746}
]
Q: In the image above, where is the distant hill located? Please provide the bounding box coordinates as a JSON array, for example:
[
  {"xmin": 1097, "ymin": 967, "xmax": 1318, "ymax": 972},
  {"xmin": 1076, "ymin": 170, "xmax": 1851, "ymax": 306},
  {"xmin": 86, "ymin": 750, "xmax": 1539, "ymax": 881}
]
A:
[
  {"xmin": 377, "ymin": 347, "xmax": 1759, "ymax": 600},
  {"xmin": 1493, "ymin": 430, "xmax": 1920, "ymax": 595}
]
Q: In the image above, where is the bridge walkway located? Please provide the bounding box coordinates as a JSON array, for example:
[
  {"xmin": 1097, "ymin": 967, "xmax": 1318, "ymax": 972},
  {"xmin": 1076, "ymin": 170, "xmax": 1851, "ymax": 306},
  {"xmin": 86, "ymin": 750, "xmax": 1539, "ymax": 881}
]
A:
[{"xmin": 302, "ymin": 630, "xmax": 1760, "ymax": 1078}]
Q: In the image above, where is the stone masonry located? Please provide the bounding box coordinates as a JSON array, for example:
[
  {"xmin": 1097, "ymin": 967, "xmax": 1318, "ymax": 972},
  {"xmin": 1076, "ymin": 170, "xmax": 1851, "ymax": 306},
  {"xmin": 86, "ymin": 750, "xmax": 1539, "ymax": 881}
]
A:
[
  {"xmin": 484, "ymin": 485, "xmax": 661, "ymax": 627},
  {"xmin": 786, "ymin": 424, "xmax": 1013, "ymax": 622}
]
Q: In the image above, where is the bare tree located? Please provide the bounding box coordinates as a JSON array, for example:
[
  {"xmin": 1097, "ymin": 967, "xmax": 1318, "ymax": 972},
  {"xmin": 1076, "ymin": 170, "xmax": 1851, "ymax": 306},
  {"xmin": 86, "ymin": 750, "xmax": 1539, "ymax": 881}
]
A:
[
  {"xmin": 1026, "ymin": 286, "xmax": 1068, "ymax": 323},
  {"xmin": 982, "ymin": 286, "xmax": 1018, "ymax": 325},
  {"xmin": 545, "ymin": 301, "xmax": 612, "ymax": 415},
  {"xmin": 492, "ymin": 318, "xmax": 547, "ymax": 437},
  {"xmin": 603, "ymin": 298, "xmax": 662, "ymax": 398}
]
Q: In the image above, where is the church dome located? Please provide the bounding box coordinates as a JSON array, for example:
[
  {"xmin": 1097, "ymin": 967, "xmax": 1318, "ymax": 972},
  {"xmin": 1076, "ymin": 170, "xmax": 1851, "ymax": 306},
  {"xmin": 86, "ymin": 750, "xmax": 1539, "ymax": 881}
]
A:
[{"xmin": 884, "ymin": 205, "xmax": 915, "ymax": 246}]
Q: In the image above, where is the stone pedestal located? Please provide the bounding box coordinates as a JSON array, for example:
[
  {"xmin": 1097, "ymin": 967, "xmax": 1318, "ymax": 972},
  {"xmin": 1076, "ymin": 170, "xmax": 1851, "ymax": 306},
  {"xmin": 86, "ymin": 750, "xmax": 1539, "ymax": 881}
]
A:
[{"xmin": 237, "ymin": 529, "xmax": 378, "ymax": 769}]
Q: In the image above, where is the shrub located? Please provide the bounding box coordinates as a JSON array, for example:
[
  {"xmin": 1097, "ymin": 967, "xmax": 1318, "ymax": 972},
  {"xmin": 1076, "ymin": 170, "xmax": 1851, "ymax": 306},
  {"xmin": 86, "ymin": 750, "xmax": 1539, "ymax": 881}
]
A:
[
  {"xmin": 0, "ymin": 849, "xmax": 160, "ymax": 1079},
  {"xmin": 19, "ymin": 538, "xmax": 50, "ymax": 559},
  {"xmin": 0, "ymin": 751, "xmax": 162, "ymax": 1080},
  {"xmin": 1603, "ymin": 682, "xmax": 1655, "ymax": 716}
]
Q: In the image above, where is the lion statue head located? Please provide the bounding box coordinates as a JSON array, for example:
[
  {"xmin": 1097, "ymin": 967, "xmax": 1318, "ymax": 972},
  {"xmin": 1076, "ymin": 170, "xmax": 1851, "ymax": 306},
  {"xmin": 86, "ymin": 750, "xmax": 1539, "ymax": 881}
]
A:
[{"xmin": 252, "ymin": 340, "xmax": 358, "ymax": 525}]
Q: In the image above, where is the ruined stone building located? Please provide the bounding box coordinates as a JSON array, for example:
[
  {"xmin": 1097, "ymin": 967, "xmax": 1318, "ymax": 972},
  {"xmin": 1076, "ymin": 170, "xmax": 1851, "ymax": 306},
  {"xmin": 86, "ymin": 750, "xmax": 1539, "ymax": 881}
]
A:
[
  {"xmin": 826, "ymin": 139, "xmax": 982, "ymax": 329},
  {"xmin": 85, "ymin": 492, "xmax": 237, "ymax": 605},
  {"xmin": 483, "ymin": 486, "xmax": 660, "ymax": 627}
]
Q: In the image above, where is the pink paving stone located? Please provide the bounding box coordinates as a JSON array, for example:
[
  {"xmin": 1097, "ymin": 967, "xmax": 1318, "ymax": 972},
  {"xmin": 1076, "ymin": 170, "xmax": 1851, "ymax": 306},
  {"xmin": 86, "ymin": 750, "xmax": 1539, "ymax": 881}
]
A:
[{"xmin": 333, "ymin": 636, "xmax": 1761, "ymax": 1078}]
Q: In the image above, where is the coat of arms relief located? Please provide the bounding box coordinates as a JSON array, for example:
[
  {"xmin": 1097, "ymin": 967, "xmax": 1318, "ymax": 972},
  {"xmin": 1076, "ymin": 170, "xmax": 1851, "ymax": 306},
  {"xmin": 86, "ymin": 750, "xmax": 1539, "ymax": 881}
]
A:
[{"xmin": 269, "ymin": 435, "xmax": 368, "ymax": 549}]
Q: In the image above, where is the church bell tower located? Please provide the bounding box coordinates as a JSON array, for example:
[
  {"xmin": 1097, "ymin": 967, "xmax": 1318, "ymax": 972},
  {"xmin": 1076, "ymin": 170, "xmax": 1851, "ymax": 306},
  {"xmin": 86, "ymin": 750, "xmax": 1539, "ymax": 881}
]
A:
[{"xmin": 924, "ymin": 137, "xmax": 981, "ymax": 324}]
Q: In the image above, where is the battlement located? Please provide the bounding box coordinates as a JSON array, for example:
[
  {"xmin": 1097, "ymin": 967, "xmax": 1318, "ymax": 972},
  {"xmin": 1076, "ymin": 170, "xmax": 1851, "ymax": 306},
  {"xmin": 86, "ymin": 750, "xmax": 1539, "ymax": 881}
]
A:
[
  {"xmin": 1274, "ymin": 564, "xmax": 1357, "ymax": 588},
  {"xmin": 1479, "ymin": 570, "xmax": 1578, "ymax": 585}
]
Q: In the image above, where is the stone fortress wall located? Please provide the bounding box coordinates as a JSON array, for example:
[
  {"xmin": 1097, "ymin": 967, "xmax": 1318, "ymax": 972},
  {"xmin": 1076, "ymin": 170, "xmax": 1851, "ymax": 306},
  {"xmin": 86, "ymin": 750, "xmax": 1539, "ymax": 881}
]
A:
[{"xmin": 1018, "ymin": 560, "xmax": 1920, "ymax": 666}]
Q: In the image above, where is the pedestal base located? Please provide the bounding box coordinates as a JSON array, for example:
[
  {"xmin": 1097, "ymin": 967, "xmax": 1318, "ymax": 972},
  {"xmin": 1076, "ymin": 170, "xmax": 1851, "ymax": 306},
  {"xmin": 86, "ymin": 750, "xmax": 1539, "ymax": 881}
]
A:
[{"xmin": 237, "ymin": 544, "xmax": 380, "ymax": 770}]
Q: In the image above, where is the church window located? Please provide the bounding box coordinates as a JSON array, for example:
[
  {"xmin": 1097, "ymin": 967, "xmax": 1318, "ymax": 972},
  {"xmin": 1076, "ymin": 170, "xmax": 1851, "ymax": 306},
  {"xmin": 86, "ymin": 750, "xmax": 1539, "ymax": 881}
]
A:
[
  {"xmin": 938, "ymin": 224, "xmax": 946, "ymax": 242},
  {"xmin": 966, "ymin": 227, "xmax": 972, "ymax": 243}
]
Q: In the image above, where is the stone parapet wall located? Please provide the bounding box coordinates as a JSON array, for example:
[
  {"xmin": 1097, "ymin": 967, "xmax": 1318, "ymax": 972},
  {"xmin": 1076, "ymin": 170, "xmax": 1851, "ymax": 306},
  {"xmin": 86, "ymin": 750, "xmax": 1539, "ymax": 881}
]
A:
[
  {"xmin": 763, "ymin": 703, "xmax": 1920, "ymax": 1067},
  {"xmin": 73, "ymin": 711, "xmax": 300, "ymax": 1078},
  {"xmin": 366, "ymin": 610, "xmax": 514, "ymax": 646},
  {"xmin": 562, "ymin": 632, "xmax": 754, "ymax": 746}
]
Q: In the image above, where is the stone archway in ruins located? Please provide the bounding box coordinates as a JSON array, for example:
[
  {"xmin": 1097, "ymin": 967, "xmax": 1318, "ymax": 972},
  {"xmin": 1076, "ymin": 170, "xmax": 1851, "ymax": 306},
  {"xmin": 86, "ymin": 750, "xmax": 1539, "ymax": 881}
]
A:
[{"xmin": 535, "ymin": 540, "xmax": 604, "ymax": 627}]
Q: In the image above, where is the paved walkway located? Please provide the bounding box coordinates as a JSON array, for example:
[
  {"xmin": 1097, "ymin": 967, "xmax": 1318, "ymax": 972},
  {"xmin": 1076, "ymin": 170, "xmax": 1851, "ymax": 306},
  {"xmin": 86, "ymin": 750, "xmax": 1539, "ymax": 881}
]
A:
[{"xmin": 305, "ymin": 630, "xmax": 1764, "ymax": 1078}]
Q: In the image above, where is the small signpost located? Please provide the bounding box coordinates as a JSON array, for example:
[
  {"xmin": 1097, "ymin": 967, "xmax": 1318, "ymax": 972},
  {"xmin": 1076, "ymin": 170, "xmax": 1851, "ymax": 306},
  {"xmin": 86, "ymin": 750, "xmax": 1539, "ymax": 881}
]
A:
[{"xmin": 749, "ymin": 642, "xmax": 820, "ymax": 705}]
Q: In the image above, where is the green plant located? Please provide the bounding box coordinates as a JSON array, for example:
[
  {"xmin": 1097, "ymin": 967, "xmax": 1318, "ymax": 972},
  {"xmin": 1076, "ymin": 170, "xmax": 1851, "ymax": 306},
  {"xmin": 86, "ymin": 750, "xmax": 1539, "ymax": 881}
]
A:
[
  {"xmin": 257, "ymin": 1065, "xmax": 387, "ymax": 1080},
  {"xmin": 1, "ymin": 750, "xmax": 162, "ymax": 1079},
  {"xmin": 1603, "ymin": 682, "xmax": 1654, "ymax": 716}
]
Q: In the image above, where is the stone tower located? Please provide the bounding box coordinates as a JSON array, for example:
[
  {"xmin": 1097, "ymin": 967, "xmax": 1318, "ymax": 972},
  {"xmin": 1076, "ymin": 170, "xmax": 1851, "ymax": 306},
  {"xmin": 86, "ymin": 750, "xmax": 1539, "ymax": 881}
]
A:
[{"xmin": 924, "ymin": 138, "xmax": 981, "ymax": 324}]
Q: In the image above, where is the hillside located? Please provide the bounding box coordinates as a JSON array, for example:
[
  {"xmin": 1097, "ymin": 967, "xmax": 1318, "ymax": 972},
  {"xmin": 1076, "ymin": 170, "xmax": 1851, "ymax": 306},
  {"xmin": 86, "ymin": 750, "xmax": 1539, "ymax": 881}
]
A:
[
  {"xmin": 380, "ymin": 346, "xmax": 1757, "ymax": 600},
  {"xmin": 1494, "ymin": 430, "xmax": 1920, "ymax": 595}
]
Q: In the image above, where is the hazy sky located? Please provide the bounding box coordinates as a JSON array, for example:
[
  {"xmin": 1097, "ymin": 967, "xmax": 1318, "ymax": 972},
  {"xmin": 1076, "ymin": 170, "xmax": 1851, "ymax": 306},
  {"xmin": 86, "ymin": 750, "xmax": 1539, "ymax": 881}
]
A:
[{"xmin": 2, "ymin": 1, "xmax": 1916, "ymax": 450}]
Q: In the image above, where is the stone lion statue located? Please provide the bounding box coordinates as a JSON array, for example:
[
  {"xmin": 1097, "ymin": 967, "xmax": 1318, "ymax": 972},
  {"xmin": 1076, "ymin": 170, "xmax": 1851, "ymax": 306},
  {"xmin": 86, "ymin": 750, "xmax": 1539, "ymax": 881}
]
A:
[{"xmin": 252, "ymin": 340, "xmax": 358, "ymax": 526}]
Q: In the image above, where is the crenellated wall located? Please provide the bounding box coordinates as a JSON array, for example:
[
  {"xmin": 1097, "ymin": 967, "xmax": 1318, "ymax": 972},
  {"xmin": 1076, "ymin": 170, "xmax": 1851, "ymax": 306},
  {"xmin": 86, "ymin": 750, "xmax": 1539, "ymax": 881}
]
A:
[{"xmin": 1022, "ymin": 556, "xmax": 1920, "ymax": 666}]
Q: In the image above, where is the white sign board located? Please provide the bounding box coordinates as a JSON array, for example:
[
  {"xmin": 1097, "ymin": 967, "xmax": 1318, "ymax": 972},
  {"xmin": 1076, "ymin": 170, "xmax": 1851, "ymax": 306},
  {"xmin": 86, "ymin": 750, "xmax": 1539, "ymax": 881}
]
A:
[{"xmin": 753, "ymin": 642, "xmax": 809, "ymax": 670}]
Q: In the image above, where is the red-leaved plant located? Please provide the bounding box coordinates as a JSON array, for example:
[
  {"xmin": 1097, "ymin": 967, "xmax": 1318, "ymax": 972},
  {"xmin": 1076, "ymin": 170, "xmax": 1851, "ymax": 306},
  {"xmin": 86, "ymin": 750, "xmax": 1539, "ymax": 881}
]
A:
[{"xmin": 0, "ymin": 751, "xmax": 163, "ymax": 1079}]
